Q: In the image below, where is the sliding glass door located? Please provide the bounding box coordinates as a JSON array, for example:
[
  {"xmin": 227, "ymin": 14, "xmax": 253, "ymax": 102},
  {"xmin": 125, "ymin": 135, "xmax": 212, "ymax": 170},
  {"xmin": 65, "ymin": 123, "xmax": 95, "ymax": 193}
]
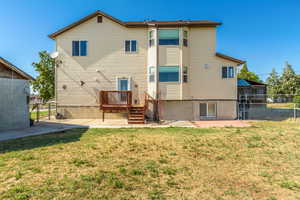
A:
[{"xmin": 200, "ymin": 103, "xmax": 217, "ymax": 118}]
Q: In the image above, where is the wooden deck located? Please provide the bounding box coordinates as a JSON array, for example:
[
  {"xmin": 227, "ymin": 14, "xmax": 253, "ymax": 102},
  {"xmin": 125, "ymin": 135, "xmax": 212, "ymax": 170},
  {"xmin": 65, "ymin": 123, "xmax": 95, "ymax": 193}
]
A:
[{"xmin": 99, "ymin": 90, "xmax": 157, "ymax": 124}]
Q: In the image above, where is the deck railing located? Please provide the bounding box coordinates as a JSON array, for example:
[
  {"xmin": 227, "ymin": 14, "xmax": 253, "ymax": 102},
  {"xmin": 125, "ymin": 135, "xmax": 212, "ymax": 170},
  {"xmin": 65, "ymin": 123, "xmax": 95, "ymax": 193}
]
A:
[{"xmin": 100, "ymin": 90, "xmax": 132, "ymax": 108}]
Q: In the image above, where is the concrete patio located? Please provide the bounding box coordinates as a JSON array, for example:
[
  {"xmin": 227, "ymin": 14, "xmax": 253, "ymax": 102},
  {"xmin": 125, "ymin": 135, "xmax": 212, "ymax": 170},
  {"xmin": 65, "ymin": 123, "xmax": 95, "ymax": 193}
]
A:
[{"xmin": 0, "ymin": 119, "xmax": 251, "ymax": 142}]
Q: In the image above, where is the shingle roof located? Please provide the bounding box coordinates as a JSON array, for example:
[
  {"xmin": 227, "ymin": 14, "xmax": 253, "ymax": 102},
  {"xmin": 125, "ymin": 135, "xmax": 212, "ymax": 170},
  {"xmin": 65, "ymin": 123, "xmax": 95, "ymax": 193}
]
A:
[
  {"xmin": 49, "ymin": 10, "xmax": 222, "ymax": 39},
  {"xmin": 0, "ymin": 57, "xmax": 35, "ymax": 81}
]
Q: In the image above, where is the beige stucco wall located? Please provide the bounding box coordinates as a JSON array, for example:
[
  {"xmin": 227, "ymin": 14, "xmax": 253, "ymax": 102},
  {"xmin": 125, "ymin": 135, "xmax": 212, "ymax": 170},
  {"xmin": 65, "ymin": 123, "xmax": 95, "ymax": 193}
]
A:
[{"xmin": 55, "ymin": 15, "xmax": 148, "ymax": 110}]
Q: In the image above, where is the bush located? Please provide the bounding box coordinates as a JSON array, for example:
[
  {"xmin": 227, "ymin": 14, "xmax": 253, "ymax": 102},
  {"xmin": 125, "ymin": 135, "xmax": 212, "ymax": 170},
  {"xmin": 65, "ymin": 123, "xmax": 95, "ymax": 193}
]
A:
[{"xmin": 293, "ymin": 96, "xmax": 300, "ymax": 107}]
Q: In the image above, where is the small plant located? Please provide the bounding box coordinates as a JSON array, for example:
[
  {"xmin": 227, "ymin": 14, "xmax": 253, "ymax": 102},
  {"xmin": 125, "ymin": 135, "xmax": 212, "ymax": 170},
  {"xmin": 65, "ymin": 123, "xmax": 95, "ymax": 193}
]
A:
[
  {"xmin": 70, "ymin": 158, "xmax": 94, "ymax": 167},
  {"xmin": 119, "ymin": 167, "xmax": 127, "ymax": 175},
  {"xmin": 15, "ymin": 171, "xmax": 23, "ymax": 180},
  {"xmin": 20, "ymin": 154, "xmax": 35, "ymax": 161},
  {"xmin": 266, "ymin": 197, "xmax": 277, "ymax": 200},
  {"xmin": 130, "ymin": 169, "xmax": 145, "ymax": 176},
  {"xmin": 279, "ymin": 180, "xmax": 300, "ymax": 190},
  {"xmin": 158, "ymin": 158, "xmax": 168, "ymax": 164},
  {"xmin": 162, "ymin": 167, "xmax": 177, "ymax": 176},
  {"xmin": 148, "ymin": 189, "xmax": 166, "ymax": 200}
]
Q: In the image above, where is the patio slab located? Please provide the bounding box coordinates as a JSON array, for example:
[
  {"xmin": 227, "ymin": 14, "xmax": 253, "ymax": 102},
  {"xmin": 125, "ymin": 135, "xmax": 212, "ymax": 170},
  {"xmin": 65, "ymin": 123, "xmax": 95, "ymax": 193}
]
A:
[{"xmin": 0, "ymin": 119, "xmax": 251, "ymax": 142}]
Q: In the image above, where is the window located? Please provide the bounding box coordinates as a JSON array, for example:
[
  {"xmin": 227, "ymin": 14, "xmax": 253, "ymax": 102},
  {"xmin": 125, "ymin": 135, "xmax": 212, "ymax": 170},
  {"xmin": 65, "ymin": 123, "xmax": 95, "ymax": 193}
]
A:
[
  {"xmin": 72, "ymin": 40, "xmax": 87, "ymax": 56},
  {"xmin": 149, "ymin": 30, "xmax": 155, "ymax": 47},
  {"xmin": 97, "ymin": 16, "xmax": 103, "ymax": 23},
  {"xmin": 222, "ymin": 66, "xmax": 234, "ymax": 78},
  {"xmin": 125, "ymin": 40, "xmax": 137, "ymax": 52},
  {"xmin": 183, "ymin": 66, "xmax": 188, "ymax": 83},
  {"xmin": 158, "ymin": 29, "xmax": 179, "ymax": 45},
  {"xmin": 149, "ymin": 66, "xmax": 155, "ymax": 82},
  {"xmin": 183, "ymin": 30, "xmax": 188, "ymax": 47},
  {"xmin": 159, "ymin": 66, "xmax": 179, "ymax": 82},
  {"xmin": 200, "ymin": 103, "xmax": 217, "ymax": 118}
]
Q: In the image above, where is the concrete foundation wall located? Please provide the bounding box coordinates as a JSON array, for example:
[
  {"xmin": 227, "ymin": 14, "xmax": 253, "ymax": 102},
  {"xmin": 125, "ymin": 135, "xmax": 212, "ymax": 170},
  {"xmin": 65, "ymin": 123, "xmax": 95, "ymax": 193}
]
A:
[
  {"xmin": 160, "ymin": 100, "xmax": 237, "ymax": 121},
  {"xmin": 0, "ymin": 78, "xmax": 30, "ymax": 130},
  {"xmin": 57, "ymin": 106, "xmax": 127, "ymax": 119}
]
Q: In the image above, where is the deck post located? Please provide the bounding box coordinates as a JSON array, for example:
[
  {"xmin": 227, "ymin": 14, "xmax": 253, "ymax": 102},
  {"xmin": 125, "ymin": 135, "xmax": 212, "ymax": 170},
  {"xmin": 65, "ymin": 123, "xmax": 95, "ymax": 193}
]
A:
[{"xmin": 102, "ymin": 111, "xmax": 105, "ymax": 122}]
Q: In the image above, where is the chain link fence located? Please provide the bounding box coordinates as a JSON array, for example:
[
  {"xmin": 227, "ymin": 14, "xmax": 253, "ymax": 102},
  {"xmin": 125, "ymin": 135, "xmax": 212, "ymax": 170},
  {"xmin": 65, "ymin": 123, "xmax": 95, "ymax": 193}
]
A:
[{"xmin": 238, "ymin": 94, "xmax": 300, "ymax": 120}]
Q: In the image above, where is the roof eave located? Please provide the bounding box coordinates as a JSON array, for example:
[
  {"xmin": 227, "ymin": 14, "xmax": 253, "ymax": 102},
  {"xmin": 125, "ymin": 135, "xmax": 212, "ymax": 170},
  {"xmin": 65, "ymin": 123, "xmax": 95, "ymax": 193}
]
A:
[
  {"xmin": 0, "ymin": 57, "xmax": 35, "ymax": 81},
  {"xmin": 215, "ymin": 52, "xmax": 246, "ymax": 65}
]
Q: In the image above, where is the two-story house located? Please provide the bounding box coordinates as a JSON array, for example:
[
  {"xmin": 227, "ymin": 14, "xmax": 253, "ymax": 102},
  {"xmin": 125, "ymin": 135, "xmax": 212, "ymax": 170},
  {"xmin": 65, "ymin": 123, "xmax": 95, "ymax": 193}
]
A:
[{"xmin": 49, "ymin": 10, "xmax": 245, "ymax": 123}]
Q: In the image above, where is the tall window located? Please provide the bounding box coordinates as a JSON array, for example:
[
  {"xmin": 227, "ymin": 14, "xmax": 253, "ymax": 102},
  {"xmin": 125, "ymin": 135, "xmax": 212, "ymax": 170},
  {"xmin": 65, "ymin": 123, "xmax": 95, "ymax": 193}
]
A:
[
  {"xmin": 183, "ymin": 30, "xmax": 188, "ymax": 47},
  {"xmin": 159, "ymin": 66, "xmax": 179, "ymax": 82},
  {"xmin": 72, "ymin": 41, "xmax": 88, "ymax": 56},
  {"xmin": 158, "ymin": 29, "xmax": 179, "ymax": 45},
  {"xmin": 125, "ymin": 40, "xmax": 137, "ymax": 52},
  {"xmin": 183, "ymin": 66, "xmax": 188, "ymax": 83},
  {"xmin": 148, "ymin": 66, "xmax": 155, "ymax": 82},
  {"xmin": 149, "ymin": 31, "xmax": 155, "ymax": 47},
  {"xmin": 222, "ymin": 66, "xmax": 234, "ymax": 78}
]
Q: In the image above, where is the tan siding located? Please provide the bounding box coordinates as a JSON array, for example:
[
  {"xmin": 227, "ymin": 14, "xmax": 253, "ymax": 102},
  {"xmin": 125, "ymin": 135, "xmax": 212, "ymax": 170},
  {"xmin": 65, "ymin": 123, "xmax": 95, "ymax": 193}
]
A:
[
  {"xmin": 189, "ymin": 27, "xmax": 238, "ymax": 100},
  {"xmin": 159, "ymin": 82, "xmax": 181, "ymax": 100},
  {"xmin": 56, "ymin": 16, "xmax": 148, "ymax": 107},
  {"xmin": 158, "ymin": 46, "xmax": 180, "ymax": 66}
]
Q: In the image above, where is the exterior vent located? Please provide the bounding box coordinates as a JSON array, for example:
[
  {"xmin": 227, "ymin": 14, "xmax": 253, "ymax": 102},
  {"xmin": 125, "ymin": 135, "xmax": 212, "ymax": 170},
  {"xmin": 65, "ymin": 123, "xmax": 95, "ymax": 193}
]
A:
[{"xmin": 97, "ymin": 16, "xmax": 103, "ymax": 23}]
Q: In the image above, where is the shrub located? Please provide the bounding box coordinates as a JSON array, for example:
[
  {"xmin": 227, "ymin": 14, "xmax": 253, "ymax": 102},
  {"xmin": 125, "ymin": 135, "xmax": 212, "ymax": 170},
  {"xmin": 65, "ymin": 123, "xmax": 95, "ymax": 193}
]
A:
[{"xmin": 293, "ymin": 96, "xmax": 300, "ymax": 107}]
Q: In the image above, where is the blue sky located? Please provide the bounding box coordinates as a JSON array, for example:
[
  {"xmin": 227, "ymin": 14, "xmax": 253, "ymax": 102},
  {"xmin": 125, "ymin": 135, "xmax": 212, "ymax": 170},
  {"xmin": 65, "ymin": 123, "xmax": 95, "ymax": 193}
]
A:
[{"xmin": 1, "ymin": 0, "xmax": 299, "ymax": 80}]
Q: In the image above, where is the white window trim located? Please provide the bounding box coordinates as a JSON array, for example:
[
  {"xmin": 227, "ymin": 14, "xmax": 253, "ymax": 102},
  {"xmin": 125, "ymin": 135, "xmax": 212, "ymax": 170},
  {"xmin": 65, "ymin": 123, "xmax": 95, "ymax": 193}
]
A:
[
  {"xmin": 73, "ymin": 40, "xmax": 88, "ymax": 56},
  {"xmin": 125, "ymin": 40, "xmax": 138, "ymax": 53},
  {"xmin": 223, "ymin": 66, "xmax": 235, "ymax": 78},
  {"xmin": 116, "ymin": 77, "xmax": 132, "ymax": 90},
  {"xmin": 200, "ymin": 102, "xmax": 217, "ymax": 118},
  {"xmin": 148, "ymin": 66, "xmax": 155, "ymax": 83}
]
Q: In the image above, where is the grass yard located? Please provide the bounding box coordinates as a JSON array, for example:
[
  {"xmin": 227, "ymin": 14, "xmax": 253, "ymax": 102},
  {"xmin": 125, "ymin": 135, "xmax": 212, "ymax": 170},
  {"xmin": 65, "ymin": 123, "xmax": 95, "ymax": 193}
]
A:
[
  {"xmin": 0, "ymin": 121, "xmax": 300, "ymax": 199},
  {"xmin": 30, "ymin": 111, "xmax": 50, "ymax": 120},
  {"xmin": 267, "ymin": 103, "xmax": 297, "ymax": 109}
]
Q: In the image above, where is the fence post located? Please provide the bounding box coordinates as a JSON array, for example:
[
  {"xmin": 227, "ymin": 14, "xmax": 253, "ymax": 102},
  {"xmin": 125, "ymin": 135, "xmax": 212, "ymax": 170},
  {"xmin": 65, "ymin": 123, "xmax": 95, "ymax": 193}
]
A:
[
  {"xmin": 48, "ymin": 103, "xmax": 51, "ymax": 120},
  {"xmin": 37, "ymin": 103, "xmax": 40, "ymax": 123},
  {"xmin": 243, "ymin": 103, "xmax": 246, "ymax": 120},
  {"xmin": 294, "ymin": 103, "xmax": 296, "ymax": 120}
]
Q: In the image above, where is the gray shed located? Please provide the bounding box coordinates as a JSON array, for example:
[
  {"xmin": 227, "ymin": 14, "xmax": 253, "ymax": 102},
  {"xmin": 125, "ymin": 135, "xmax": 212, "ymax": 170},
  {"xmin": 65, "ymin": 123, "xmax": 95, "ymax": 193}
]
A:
[{"xmin": 0, "ymin": 57, "xmax": 35, "ymax": 131}]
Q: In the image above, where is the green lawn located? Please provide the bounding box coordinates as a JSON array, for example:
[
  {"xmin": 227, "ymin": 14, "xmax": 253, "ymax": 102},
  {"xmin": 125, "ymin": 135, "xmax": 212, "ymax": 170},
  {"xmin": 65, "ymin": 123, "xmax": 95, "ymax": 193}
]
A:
[
  {"xmin": 0, "ymin": 121, "xmax": 300, "ymax": 199},
  {"xmin": 30, "ymin": 111, "xmax": 50, "ymax": 120}
]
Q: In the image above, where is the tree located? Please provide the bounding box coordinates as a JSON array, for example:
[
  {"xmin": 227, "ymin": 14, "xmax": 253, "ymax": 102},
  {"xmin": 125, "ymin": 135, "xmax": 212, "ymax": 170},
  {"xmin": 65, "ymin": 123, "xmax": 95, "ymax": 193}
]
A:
[
  {"xmin": 266, "ymin": 68, "xmax": 281, "ymax": 98},
  {"xmin": 237, "ymin": 63, "xmax": 261, "ymax": 82},
  {"xmin": 31, "ymin": 51, "xmax": 55, "ymax": 103},
  {"xmin": 280, "ymin": 62, "xmax": 299, "ymax": 97}
]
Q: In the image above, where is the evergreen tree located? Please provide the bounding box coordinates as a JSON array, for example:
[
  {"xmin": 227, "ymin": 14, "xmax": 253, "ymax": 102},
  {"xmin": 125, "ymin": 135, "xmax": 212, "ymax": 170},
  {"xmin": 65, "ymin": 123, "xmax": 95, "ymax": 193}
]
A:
[
  {"xmin": 237, "ymin": 63, "xmax": 261, "ymax": 82},
  {"xmin": 280, "ymin": 62, "xmax": 299, "ymax": 97},
  {"xmin": 266, "ymin": 68, "xmax": 281, "ymax": 98}
]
